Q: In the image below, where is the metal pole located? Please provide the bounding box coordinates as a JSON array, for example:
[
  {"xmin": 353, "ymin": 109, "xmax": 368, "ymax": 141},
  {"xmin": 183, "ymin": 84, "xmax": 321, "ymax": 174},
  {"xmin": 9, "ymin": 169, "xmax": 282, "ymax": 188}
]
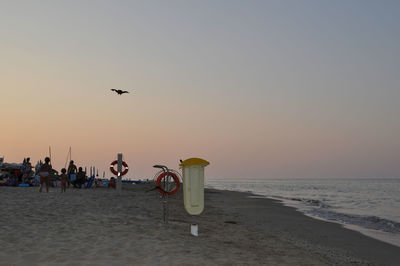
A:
[
  {"xmin": 163, "ymin": 169, "xmax": 170, "ymax": 224},
  {"xmin": 117, "ymin": 153, "xmax": 123, "ymax": 196},
  {"xmin": 153, "ymin": 165, "xmax": 170, "ymax": 224}
]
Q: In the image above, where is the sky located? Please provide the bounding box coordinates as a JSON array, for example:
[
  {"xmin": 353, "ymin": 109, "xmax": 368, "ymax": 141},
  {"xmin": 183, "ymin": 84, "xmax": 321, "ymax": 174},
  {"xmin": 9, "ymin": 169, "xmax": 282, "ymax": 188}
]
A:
[{"xmin": 1, "ymin": 0, "xmax": 400, "ymax": 179}]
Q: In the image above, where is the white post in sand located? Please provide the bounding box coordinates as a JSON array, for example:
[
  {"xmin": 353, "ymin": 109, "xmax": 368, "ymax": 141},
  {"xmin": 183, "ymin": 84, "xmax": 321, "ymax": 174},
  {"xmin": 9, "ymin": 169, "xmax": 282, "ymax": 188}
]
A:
[
  {"xmin": 117, "ymin": 153, "xmax": 123, "ymax": 196},
  {"xmin": 191, "ymin": 216, "xmax": 198, "ymax": 236}
]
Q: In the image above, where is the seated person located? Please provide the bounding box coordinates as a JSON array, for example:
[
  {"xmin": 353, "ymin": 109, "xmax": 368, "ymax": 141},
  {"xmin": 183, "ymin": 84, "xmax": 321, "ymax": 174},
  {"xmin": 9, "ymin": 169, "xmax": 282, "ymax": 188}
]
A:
[
  {"xmin": 108, "ymin": 177, "xmax": 116, "ymax": 189},
  {"xmin": 75, "ymin": 167, "xmax": 86, "ymax": 188}
]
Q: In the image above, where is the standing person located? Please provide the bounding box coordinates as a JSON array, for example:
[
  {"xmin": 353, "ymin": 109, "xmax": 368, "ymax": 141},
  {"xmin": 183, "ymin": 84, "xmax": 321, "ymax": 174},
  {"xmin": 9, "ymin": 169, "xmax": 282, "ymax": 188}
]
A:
[
  {"xmin": 39, "ymin": 157, "xmax": 53, "ymax": 193},
  {"xmin": 67, "ymin": 160, "xmax": 77, "ymax": 188},
  {"xmin": 25, "ymin": 157, "xmax": 32, "ymax": 173},
  {"xmin": 22, "ymin": 157, "xmax": 32, "ymax": 183},
  {"xmin": 60, "ymin": 168, "xmax": 68, "ymax": 193}
]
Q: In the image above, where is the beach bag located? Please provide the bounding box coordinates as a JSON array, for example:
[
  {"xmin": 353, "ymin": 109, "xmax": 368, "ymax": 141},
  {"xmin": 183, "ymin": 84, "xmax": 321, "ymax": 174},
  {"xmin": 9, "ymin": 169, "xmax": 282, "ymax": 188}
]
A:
[{"xmin": 70, "ymin": 174, "xmax": 76, "ymax": 181}]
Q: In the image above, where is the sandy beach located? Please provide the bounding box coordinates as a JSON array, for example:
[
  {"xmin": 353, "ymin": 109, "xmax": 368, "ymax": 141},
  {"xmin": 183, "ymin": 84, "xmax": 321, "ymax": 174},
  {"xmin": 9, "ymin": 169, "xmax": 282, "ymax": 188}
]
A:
[{"xmin": 0, "ymin": 184, "xmax": 399, "ymax": 266}]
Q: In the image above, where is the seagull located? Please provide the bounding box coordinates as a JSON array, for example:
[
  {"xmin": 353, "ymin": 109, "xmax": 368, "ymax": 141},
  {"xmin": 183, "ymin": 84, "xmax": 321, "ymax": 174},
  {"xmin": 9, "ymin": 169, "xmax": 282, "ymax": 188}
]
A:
[{"xmin": 111, "ymin": 89, "xmax": 129, "ymax": 95}]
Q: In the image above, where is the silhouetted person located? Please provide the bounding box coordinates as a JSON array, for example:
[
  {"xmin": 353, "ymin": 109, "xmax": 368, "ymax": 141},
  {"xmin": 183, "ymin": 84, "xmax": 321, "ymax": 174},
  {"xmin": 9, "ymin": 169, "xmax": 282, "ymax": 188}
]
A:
[
  {"xmin": 22, "ymin": 157, "xmax": 32, "ymax": 174},
  {"xmin": 108, "ymin": 177, "xmax": 116, "ymax": 189},
  {"xmin": 39, "ymin": 157, "xmax": 54, "ymax": 193},
  {"xmin": 75, "ymin": 167, "xmax": 86, "ymax": 188},
  {"xmin": 60, "ymin": 168, "xmax": 68, "ymax": 193},
  {"xmin": 67, "ymin": 160, "xmax": 77, "ymax": 188}
]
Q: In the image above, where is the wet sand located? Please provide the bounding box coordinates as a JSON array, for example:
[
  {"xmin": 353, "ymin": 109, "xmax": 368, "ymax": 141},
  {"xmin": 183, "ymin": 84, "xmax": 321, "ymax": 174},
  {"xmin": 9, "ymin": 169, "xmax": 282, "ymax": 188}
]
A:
[{"xmin": 0, "ymin": 184, "xmax": 399, "ymax": 265}]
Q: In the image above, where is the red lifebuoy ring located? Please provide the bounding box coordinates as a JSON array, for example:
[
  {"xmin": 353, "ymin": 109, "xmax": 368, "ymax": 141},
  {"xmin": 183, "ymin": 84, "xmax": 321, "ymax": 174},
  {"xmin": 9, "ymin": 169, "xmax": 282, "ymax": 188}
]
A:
[
  {"xmin": 156, "ymin": 172, "xmax": 180, "ymax": 196},
  {"xmin": 110, "ymin": 160, "xmax": 129, "ymax": 176}
]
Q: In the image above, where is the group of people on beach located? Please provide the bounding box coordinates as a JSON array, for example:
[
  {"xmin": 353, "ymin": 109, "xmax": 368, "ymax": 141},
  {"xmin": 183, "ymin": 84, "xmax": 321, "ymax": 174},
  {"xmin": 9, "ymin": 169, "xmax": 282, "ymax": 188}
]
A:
[
  {"xmin": 0, "ymin": 157, "xmax": 34, "ymax": 186},
  {"xmin": 1, "ymin": 157, "xmax": 118, "ymax": 191},
  {"xmin": 38, "ymin": 158, "xmax": 87, "ymax": 193}
]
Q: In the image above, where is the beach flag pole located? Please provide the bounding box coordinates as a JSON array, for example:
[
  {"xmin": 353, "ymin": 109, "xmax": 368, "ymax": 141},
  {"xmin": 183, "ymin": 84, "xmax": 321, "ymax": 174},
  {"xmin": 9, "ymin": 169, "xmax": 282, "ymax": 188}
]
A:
[{"xmin": 64, "ymin": 147, "xmax": 71, "ymax": 169}]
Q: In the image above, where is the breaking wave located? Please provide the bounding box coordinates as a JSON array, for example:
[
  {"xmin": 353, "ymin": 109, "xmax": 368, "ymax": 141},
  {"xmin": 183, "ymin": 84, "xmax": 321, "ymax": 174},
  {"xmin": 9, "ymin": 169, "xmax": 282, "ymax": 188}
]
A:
[{"xmin": 279, "ymin": 196, "xmax": 400, "ymax": 234}]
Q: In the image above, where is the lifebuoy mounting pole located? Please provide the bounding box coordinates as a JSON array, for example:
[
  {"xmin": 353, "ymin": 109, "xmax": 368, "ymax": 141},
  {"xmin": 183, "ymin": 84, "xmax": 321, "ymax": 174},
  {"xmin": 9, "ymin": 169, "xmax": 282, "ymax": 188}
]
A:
[
  {"xmin": 117, "ymin": 153, "xmax": 123, "ymax": 195},
  {"xmin": 109, "ymin": 154, "xmax": 129, "ymax": 195},
  {"xmin": 153, "ymin": 164, "xmax": 181, "ymax": 224}
]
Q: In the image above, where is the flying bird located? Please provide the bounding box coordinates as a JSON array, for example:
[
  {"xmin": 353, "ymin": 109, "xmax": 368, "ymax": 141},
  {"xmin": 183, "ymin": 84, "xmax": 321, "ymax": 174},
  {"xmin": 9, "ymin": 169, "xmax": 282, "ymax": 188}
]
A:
[{"xmin": 111, "ymin": 89, "xmax": 129, "ymax": 95}]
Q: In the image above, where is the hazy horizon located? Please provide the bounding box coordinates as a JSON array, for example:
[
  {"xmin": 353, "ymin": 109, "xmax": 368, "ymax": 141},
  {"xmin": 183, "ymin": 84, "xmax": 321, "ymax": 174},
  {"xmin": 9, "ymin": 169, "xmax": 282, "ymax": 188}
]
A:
[{"xmin": 1, "ymin": 1, "xmax": 400, "ymax": 179}]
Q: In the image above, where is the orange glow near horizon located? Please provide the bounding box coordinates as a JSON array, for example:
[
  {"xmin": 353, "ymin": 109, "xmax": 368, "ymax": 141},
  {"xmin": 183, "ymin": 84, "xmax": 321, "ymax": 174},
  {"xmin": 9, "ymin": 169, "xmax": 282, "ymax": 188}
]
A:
[{"xmin": 1, "ymin": 1, "xmax": 400, "ymax": 179}]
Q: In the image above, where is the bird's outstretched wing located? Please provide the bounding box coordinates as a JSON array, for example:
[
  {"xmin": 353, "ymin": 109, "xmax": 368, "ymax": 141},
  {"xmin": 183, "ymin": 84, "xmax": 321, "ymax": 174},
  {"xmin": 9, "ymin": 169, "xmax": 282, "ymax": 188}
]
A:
[
  {"xmin": 121, "ymin": 90, "xmax": 129, "ymax": 94},
  {"xmin": 111, "ymin": 89, "xmax": 117, "ymax": 92}
]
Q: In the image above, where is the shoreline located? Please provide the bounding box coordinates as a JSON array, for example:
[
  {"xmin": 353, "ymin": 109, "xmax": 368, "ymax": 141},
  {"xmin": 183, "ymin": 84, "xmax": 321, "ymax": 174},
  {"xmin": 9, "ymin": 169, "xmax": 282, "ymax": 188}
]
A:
[
  {"xmin": 205, "ymin": 178, "xmax": 400, "ymax": 249},
  {"xmin": 206, "ymin": 188, "xmax": 400, "ymax": 266},
  {"xmin": 267, "ymin": 195, "xmax": 400, "ymax": 248},
  {"xmin": 0, "ymin": 185, "xmax": 399, "ymax": 265}
]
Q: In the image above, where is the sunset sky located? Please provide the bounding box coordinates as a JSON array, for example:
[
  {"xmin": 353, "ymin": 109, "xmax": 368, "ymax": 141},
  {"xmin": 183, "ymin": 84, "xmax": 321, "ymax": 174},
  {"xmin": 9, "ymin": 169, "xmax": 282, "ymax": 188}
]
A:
[{"xmin": 1, "ymin": 1, "xmax": 400, "ymax": 179}]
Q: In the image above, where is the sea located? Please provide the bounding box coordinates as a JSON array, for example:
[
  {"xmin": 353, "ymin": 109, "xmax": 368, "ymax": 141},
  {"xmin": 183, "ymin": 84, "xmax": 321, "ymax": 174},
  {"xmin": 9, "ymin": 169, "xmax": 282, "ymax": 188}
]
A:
[{"xmin": 206, "ymin": 178, "xmax": 400, "ymax": 247}]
